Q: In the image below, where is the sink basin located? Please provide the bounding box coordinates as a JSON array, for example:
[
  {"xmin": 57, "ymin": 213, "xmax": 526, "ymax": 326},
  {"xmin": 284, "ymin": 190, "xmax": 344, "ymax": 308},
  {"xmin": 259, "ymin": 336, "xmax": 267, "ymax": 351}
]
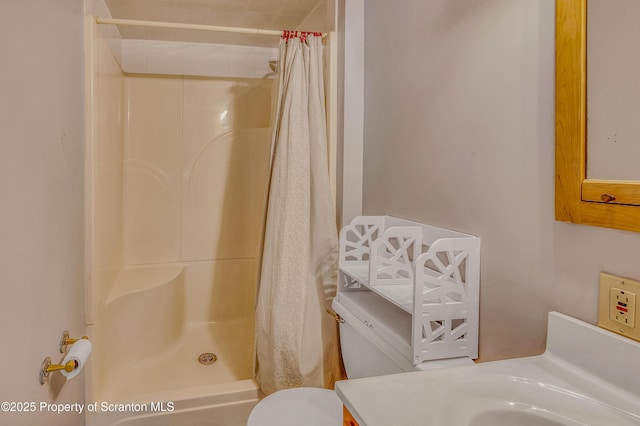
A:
[
  {"xmin": 442, "ymin": 374, "xmax": 640, "ymax": 426},
  {"xmin": 335, "ymin": 312, "xmax": 640, "ymax": 426}
]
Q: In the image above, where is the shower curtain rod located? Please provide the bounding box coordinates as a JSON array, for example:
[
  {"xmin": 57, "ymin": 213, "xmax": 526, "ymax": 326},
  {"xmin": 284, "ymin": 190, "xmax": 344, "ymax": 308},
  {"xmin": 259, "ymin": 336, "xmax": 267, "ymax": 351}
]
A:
[{"xmin": 96, "ymin": 17, "xmax": 327, "ymax": 38}]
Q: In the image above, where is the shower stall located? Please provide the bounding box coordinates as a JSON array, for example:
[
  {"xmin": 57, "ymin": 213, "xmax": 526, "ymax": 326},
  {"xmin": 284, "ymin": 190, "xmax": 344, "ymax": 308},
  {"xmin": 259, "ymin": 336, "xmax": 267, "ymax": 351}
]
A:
[{"xmin": 83, "ymin": 2, "xmax": 337, "ymax": 425}]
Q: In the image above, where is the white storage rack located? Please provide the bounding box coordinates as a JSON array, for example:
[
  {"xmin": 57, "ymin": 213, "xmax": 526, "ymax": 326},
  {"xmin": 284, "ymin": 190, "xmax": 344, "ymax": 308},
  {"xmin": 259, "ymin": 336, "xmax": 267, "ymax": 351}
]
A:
[{"xmin": 337, "ymin": 216, "xmax": 480, "ymax": 365}]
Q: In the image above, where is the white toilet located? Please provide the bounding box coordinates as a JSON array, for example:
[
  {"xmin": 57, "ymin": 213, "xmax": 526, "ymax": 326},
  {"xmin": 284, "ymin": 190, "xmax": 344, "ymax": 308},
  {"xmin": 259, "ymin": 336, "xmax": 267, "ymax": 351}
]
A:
[{"xmin": 247, "ymin": 295, "xmax": 474, "ymax": 425}]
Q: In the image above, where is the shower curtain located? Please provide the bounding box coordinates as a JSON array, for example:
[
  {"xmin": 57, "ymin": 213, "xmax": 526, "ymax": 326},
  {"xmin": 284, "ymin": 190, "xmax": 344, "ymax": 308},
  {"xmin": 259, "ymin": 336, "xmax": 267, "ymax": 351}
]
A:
[{"xmin": 255, "ymin": 33, "xmax": 341, "ymax": 395}]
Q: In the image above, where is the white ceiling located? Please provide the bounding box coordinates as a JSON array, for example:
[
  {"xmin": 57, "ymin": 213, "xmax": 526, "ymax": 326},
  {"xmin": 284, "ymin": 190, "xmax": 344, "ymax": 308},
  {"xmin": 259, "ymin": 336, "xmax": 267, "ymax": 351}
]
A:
[{"xmin": 104, "ymin": 0, "xmax": 330, "ymax": 47}]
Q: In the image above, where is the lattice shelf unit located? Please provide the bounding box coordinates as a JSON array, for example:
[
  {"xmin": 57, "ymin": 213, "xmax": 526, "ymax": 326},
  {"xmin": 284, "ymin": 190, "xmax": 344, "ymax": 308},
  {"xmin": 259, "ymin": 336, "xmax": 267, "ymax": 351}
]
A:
[{"xmin": 337, "ymin": 216, "xmax": 480, "ymax": 365}]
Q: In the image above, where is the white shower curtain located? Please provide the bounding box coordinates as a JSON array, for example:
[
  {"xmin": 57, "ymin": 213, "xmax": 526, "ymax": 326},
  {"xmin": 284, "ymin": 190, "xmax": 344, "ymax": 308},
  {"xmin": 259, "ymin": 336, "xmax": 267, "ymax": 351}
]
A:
[{"xmin": 255, "ymin": 33, "xmax": 341, "ymax": 395}]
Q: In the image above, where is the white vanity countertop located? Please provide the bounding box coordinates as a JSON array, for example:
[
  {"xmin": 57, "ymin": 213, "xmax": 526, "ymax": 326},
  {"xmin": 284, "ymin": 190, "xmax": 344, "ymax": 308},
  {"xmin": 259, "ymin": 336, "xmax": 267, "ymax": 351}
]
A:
[{"xmin": 335, "ymin": 312, "xmax": 640, "ymax": 426}]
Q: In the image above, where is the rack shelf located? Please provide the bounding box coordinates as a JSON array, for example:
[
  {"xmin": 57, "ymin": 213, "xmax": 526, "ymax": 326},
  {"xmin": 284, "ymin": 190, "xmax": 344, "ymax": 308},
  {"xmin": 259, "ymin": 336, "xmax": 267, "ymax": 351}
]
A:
[{"xmin": 337, "ymin": 216, "xmax": 481, "ymax": 365}]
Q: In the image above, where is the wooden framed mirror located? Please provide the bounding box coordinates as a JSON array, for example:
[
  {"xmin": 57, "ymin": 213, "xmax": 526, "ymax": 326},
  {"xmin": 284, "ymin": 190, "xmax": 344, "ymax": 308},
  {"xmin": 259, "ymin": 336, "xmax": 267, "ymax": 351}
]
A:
[{"xmin": 556, "ymin": 0, "xmax": 640, "ymax": 232}]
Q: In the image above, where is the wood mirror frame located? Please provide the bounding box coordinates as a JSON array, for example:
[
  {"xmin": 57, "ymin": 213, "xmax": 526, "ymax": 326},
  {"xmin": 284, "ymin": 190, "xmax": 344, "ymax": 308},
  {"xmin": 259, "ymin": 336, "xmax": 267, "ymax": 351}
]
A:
[{"xmin": 556, "ymin": 0, "xmax": 640, "ymax": 232}]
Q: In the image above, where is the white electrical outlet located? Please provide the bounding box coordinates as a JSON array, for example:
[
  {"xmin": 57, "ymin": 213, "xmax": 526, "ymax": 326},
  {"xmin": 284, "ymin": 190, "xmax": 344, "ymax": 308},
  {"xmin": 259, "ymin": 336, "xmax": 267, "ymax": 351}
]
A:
[{"xmin": 598, "ymin": 272, "xmax": 640, "ymax": 342}]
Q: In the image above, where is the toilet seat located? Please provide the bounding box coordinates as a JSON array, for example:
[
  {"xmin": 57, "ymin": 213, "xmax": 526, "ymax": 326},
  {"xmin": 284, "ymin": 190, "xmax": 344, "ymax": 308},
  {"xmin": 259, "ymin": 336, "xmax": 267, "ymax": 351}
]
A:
[{"xmin": 247, "ymin": 387, "xmax": 343, "ymax": 426}]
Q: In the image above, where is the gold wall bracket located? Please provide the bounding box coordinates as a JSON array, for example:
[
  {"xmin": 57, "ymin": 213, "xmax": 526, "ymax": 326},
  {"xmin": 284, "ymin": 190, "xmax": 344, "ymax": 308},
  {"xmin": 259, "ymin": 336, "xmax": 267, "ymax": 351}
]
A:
[
  {"xmin": 39, "ymin": 357, "xmax": 77, "ymax": 385},
  {"xmin": 59, "ymin": 330, "xmax": 88, "ymax": 354}
]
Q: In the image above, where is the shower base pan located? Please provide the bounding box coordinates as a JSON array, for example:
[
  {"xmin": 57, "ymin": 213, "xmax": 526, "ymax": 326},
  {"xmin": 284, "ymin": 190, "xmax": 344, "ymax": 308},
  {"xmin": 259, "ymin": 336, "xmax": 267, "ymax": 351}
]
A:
[{"xmin": 86, "ymin": 321, "xmax": 261, "ymax": 426}]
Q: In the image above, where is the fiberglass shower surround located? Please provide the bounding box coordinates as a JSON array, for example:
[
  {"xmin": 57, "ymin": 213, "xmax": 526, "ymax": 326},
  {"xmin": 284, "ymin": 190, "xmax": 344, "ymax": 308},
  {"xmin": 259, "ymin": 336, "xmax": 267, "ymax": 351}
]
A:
[{"xmin": 85, "ymin": 15, "xmax": 334, "ymax": 426}]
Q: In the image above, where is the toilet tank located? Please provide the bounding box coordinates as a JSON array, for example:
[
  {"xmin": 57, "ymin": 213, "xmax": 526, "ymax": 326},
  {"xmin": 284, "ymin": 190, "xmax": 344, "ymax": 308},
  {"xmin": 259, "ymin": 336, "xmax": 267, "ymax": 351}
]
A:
[{"xmin": 332, "ymin": 295, "xmax": 412, "ymax": 379}]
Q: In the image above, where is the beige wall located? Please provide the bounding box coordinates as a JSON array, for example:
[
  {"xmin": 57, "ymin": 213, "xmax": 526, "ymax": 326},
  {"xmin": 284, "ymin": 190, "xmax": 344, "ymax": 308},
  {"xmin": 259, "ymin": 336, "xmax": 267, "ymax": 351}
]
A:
[
  {"xmin": 0, "ymin": 1, "xmax": 85, "ymax": 425},
  {"xmin": 363, "ymin": 0, "xmax": 640, "ymax": 361}
]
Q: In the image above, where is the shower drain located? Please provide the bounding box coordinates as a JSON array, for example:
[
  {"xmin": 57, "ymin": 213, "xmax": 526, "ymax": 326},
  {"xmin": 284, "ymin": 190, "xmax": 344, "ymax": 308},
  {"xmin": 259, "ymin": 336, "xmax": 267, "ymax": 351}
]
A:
[{"xmin": 198, "ymin": 352, "xmax": 218, "ymax": 365}]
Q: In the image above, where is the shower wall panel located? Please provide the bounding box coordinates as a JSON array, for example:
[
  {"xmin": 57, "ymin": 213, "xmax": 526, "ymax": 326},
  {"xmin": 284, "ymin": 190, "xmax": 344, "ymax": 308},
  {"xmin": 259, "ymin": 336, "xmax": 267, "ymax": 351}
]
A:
[
  {"xmin": 181, "ymin": 78, "xmax": 271, "ymax": 262},
  {"xmin": 90, "ymin": 30, "xmax": 125, "ymax": 322},
  {"xmin": 121, "ymin": 75, "xmax": 272, "ymax": 323},
  {"xmin": 123, "ymin": 76, "xmax": 182, "ymax": 265}
]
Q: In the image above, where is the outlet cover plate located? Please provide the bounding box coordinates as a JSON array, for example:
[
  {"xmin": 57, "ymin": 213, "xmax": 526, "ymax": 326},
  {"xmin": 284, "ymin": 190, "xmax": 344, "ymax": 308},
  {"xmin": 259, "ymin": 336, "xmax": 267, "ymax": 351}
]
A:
[{"xmin": 599, "ymin": 272, "xmax": 640, "ymax": 342}]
